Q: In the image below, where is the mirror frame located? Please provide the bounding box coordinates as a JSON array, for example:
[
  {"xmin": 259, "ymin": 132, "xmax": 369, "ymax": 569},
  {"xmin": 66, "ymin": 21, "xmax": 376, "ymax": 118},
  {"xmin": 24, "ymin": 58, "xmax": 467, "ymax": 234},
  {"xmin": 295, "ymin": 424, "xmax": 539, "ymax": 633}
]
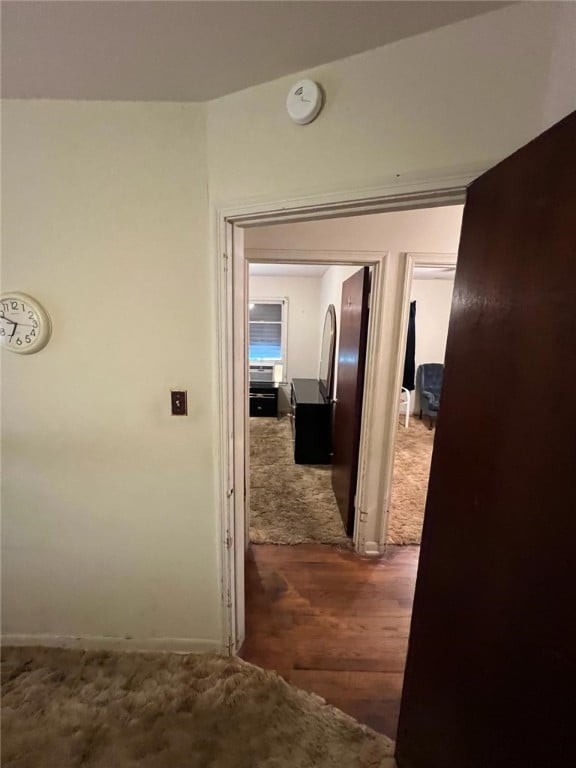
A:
[{"xmin": 319, "ymin": 304, "xmax": 337, "ymax": 401}]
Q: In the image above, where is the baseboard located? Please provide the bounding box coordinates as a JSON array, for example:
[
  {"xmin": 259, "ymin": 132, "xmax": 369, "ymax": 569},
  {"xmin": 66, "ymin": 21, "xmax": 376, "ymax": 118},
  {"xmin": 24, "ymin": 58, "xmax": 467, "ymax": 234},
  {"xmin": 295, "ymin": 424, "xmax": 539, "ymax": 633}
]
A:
[{"xmin": 1, "ymin": 634, "xmax": 225, "ymax": 654}]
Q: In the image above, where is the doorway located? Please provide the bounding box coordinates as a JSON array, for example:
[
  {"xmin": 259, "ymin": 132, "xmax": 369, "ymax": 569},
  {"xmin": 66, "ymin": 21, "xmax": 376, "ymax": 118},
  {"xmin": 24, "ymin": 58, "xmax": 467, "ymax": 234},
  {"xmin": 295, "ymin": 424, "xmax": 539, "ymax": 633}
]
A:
[
  {"xmin": 238, "ymin": 245, "xmax": 388, "ymax": 566},
  {"xmin": 246, "ymin": 261, "xmax": 373, "ymax": 548},
  {"xmin": 220, "ymin": 194, "xmax": 469, "ymax": 656},
  {"xmin": 384, "ymin": 253, "xmax": 458, "ymax": 547},
  {"xmin": 227, "ymin": 205, "xmax": 465, "ymax": 739}
]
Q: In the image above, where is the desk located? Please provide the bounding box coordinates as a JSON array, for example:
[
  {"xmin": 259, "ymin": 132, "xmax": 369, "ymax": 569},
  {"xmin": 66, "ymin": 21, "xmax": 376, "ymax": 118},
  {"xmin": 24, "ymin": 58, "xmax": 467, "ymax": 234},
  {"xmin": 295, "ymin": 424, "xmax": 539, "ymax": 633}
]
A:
[
  {"xmin": 290, "ymin": 378, "xmax": 332, "ymax": 464},
  {"xmin": 249, "ymin": 382, "xmax": 280, "ymax": 417}
]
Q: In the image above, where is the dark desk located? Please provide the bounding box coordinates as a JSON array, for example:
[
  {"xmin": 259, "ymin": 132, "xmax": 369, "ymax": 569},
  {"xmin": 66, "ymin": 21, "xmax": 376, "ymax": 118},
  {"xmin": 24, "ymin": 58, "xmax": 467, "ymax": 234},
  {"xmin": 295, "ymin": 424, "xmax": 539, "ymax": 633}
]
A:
[
  {"xmin": 249, "ymin": 381, "xmax": 280, "ymax": 417},
  {"xmin": 290, "ymin": 378, "xmax": 332, "ymax": 464}
]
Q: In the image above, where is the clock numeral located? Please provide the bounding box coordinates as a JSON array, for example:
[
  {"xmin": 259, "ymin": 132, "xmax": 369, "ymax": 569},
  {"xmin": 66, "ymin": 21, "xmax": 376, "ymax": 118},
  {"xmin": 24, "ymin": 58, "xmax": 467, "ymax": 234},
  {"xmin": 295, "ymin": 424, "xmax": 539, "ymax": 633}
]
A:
[
  {"xmin": 16, "ymin": 337, "xmax": 22, "ymax": 345},
  {"xmin": 30, "ymin": 328, "xmax": 36, "ymax": 337},
  {"xmin": 28, "ymin": 311, "xmax": 34, "ymax": 320},
  {"xmin": 25, "ymin": 335, "xmax": 32, "ymax": 344},
  {"xmin": 11, "ymin": 301, "xmax": 19, "ymax": 310},
  {"xmin": 32, "ymin": 320, "xmax": 38, "ymax": 328},
  {"xmin": 1, "ymin": 303, "xmax": 8, "ymax": 312},
  {"xmin": 0, "ymin": 328, "xmax": 5, "ymax": 336}
]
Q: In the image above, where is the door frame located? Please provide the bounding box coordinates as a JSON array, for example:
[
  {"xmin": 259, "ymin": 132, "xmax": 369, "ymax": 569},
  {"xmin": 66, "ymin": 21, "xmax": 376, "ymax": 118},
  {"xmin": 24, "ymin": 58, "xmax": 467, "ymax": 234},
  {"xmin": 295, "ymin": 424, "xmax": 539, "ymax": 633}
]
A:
[
  {"xmin": 245, "ymin": 249, "xmax": 387, "ymax": 554},
  {"xmin": 378, "ymin": 251, "xmax": 458, "ymax": 545},
  {"xmin": 215, "ymin": 179, "xmax": 472, "ymax": 652}
]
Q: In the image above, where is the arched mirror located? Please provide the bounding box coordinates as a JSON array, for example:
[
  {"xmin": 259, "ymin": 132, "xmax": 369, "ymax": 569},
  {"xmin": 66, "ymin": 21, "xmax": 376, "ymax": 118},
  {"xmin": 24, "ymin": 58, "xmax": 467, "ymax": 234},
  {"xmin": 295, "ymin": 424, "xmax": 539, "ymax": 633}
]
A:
[{"xmin": 318, "ymin": 304, "xmax": 337, "ymax": 401}]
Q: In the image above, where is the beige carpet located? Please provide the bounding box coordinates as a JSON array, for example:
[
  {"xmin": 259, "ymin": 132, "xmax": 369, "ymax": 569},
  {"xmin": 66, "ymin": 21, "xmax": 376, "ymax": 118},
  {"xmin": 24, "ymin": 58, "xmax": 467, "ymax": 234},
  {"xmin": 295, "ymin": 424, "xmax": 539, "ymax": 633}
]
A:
[
  {"xmin": 386, "ymin": 418, "xmax": 435, "ymax": 546},
  {"xmin": 1, "ymin": 647, "xmax": 395, "ymax": 768},
  {"xmin": 249, "ymin": 417, "xmax": 350, "ymax": 546}
]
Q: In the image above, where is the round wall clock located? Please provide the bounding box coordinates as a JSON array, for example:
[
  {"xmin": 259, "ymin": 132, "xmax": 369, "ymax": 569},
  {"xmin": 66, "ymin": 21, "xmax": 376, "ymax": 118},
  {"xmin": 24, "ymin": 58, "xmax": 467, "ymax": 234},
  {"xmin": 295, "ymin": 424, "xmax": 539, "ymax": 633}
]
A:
[
  {"xmin": 286, "ymin": 79, "xmax": 323, "ymax": 125},
  {"xmin": 0, "ymin": 292, "xmax": 52, "ymax": 354}
]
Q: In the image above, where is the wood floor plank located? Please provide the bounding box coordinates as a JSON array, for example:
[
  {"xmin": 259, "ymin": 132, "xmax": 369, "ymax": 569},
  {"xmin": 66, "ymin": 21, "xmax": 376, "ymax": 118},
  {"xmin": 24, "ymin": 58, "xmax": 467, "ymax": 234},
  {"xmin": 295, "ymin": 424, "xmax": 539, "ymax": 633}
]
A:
[
  {"xmin": 286, "ymin": 670, "xmax": 405, "ymax": 705},
  {"xmin": 293, "ymin": 654, "xmax": 408, "ymax": 673},
  {"xmin": 240, "ymin": 543, "xmax": 419, "ymax": 740}
]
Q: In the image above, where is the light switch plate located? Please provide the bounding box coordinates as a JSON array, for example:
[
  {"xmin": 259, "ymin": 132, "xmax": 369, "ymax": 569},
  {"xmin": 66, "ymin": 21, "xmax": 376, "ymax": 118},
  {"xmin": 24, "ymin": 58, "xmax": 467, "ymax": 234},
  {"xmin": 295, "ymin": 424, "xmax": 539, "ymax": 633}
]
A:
[{"xmin": 171, "ymin": 390, "xmax": 187, "ymax": 416}]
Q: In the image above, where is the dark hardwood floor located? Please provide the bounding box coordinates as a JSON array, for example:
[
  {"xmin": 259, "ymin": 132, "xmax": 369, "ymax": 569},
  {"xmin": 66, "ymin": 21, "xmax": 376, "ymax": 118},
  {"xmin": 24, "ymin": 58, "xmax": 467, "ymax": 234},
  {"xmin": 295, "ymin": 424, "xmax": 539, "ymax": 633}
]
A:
[{"xmin": 240, "ymin": 543, "xmax": 420, "ymax": 740}]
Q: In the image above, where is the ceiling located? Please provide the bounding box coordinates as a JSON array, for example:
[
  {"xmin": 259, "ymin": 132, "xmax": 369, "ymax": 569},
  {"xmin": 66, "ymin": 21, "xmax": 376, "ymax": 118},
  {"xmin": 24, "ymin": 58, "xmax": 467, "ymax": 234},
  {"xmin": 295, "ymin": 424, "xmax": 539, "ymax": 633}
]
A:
[
  {"xmin": 2, "ymin": 1, "xmax": 511, "ymax": 102},
  {"xmin": 249, "ymin": 263, "xmax": 329, "ymax": 278}
]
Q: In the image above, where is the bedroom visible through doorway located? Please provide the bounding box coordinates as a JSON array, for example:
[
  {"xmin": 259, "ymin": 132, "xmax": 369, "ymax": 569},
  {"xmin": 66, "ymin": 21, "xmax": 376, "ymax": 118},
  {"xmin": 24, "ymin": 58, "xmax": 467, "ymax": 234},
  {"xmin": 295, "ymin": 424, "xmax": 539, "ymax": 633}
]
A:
[
  {"xmin": 247, "ymin": 261, "xmax": 371, "ymax": 547},
  {"xmin": 386, "ymin": 256, "xmax": 458, "ymax": 546},
  {"xmin": 238, "ymin": 205, "xmax": 464, "ymax": 741}
]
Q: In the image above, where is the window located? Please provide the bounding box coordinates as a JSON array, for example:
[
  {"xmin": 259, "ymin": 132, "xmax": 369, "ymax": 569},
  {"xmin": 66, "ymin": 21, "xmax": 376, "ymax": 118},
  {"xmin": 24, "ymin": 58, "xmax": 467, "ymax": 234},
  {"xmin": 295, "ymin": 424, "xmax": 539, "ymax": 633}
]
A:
[{"xmin": 248, "ymin": 299, "xmax": 287, "ymax": 369}]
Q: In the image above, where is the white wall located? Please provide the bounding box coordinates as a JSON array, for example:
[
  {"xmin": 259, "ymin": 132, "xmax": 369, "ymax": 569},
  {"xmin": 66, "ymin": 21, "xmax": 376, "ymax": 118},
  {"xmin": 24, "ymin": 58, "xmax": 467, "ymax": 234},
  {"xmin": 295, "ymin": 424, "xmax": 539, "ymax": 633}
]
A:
[
  {"xmin": 248, "ymin": 272, "xmax": 322, "ymax": 410},
  {"xmin": 410, "ymin": 279, "xmax": 456, "ymax": 413},
  {"xmin": 1, "ymin": 101, "xmax": 222, "ymax": 651},
  {"xmin": 2, "ymin": 1, "xmax": 575, "ymax": 649},
  {"xmin": 319, "ymin": 265, "xmax": 362, "ymax": 395},
  {"xmin": 248, "ymin": 274, "xmax": 322, "ymax": 381},
  {"xmin": 247, "ymin": 206, "xmax": 464, "ymax": 254}
]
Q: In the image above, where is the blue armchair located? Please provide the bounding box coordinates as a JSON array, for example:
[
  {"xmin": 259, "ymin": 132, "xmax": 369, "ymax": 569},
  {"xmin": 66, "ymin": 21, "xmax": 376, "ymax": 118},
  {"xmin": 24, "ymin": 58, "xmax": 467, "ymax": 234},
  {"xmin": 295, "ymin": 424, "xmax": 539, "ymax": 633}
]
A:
[{"xmin": 417, "ymin": 364, "xmax": 444, "ymax": 429}]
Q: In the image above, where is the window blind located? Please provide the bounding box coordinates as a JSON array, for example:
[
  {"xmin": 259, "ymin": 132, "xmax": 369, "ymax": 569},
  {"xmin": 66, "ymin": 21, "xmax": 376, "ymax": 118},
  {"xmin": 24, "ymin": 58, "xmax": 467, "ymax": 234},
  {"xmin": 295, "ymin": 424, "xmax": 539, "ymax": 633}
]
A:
[{"xmin": 249, "ymin": 301, "xmax": 284, "ymax": 361}]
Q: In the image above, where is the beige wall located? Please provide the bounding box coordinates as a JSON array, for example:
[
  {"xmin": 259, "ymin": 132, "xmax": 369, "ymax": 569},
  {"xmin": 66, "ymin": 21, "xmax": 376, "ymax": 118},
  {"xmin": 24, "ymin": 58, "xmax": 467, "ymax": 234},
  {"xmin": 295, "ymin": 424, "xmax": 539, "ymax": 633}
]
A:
[
  {"xmin": 2, "ymin": 1, "xmax": 575, "ymax": 648},
  {"xmin": 1, "ymin": 101, "xmax": 222, "ymax": 650},
  {"xmin": 207, "ymin": 2, "xmax": 576, "ymax": 206}
]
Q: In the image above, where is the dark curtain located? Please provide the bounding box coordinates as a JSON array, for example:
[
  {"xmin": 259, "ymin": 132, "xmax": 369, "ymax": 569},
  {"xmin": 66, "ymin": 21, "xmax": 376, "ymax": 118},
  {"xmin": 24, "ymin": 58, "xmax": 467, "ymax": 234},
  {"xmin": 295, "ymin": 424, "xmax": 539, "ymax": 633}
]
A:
[{"xmin": 402, "ymin": 301, "xmax": 416, "ymax": 391}]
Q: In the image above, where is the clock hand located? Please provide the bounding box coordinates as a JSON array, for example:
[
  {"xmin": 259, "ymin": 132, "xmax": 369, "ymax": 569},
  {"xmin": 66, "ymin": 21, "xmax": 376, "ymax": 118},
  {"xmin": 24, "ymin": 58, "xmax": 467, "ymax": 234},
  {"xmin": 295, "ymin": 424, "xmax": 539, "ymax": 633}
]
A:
[
  {"xmin": 9, "ymin": 322, "xmax": 18, "ymax": 341},
  {"xmin": 0, "ymin": 317, "xmax": 35, "ymax": 328}
]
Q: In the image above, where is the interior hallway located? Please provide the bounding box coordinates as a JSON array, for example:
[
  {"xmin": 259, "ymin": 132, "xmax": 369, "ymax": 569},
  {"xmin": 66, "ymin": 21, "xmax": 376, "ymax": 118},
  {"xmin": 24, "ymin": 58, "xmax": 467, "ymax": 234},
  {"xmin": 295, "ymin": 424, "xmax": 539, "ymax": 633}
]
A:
[{"xmin": 240, "ymin": 544, "xmax": 419, "ymax": 739}]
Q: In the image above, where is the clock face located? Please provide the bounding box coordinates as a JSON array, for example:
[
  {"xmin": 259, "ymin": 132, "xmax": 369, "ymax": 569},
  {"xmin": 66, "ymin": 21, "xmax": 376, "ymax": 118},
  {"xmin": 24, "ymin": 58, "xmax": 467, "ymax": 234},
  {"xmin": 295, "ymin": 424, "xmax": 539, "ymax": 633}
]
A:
[
  {"xmin": 286, "ymin": 79, "xmax": 323, "ymax": 125},
  {"xmin": 0, "ymin": 293, "xmax": 52, "ymax": 354}
]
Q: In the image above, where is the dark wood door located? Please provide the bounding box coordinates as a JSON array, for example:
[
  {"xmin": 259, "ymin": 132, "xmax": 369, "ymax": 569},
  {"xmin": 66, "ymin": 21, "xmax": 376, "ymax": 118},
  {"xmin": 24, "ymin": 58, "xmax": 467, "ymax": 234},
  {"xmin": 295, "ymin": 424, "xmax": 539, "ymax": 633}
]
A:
[
  {"xmin": 332, "ymin": 267, "xmax": 370, "ymax": 535},
  {"xmin": 396, "ymin": 111, "xmax": 576, "ymax": 768}
]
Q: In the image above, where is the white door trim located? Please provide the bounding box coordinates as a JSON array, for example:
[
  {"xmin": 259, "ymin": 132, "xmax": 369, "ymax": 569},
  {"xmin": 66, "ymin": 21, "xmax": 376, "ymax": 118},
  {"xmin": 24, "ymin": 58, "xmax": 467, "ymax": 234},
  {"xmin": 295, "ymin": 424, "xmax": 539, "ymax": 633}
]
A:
[{"xmin": 215, "ymin": 179, "xmax": 472, "ymax": 653}]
